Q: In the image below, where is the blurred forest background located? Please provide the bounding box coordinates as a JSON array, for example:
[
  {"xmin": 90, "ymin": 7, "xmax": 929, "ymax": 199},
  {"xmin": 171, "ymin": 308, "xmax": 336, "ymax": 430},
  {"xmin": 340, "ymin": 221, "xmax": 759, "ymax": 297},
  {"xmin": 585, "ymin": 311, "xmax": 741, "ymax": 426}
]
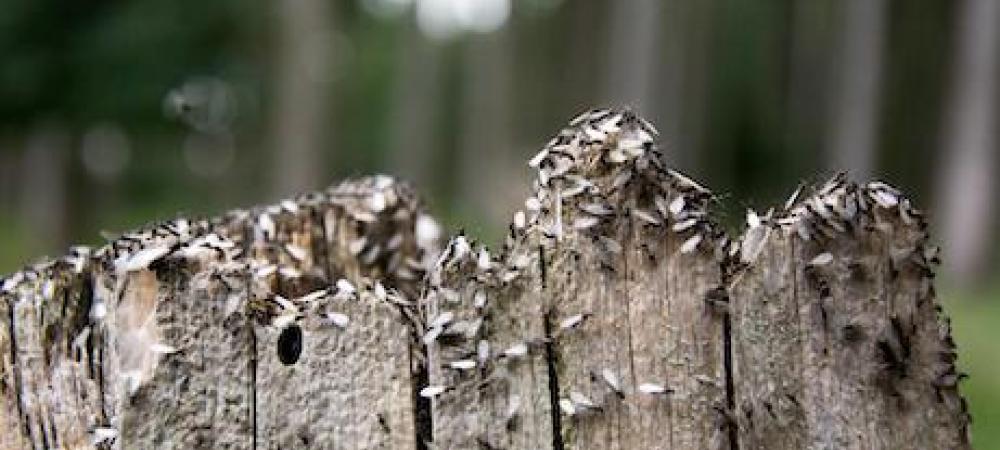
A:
[{"xmin": 0, "ymin": 0, "xmax": 998, "ymax": 443}]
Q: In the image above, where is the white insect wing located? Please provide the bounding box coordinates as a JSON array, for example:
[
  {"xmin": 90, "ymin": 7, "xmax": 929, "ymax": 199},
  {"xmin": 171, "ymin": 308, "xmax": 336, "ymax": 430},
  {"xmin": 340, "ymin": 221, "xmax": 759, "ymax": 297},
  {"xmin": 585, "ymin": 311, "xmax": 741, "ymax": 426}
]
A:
[
  {"xmin": 449, "ymin": 359, "xmax": 476, "ymax": 370},
  {"xmin": 503, "ymin": 342, "xmax": 528, "ymax": 358},
  {"xmin": 668, "ymin": 195, "xmax": 686, "ymax": 216},
  {"xmin": 680, "ymin": 234, "xmax": 703, "ymax": 254},
  {"xmin": 560, "ymin": 314, "xmax": 585, "ymax": 330},
  {"xmin": 477, "ymin": 340, "xmax": 490, "ymax": 362},
  {"xmin": 602, "ymin": 369, "xmax": 621, "ymax": 392},
  {"xmin": 72, "ymin": 327, "xmax": 92, "ymax": 351},
  {"xmin": 349, "ymin": 237, "xmax": 367, "ymax": 255},
  {"xmin": 569, "ymin": 391, "xmax": 597, "ymax": 409},
  {"xmin": 91, "ymin": 427, "xmax": 118, "ymax": 445},
  {"xmin": 580, "ymin": 203, "xmax": 614, "ymax": 216},
  {"xmin": 559, "ymin": 399, "xmax": 577, "ymax": 416},
  {"xmin": 420, "ymin": 385, "xmax": 447, "ymax": 398},
  {"xmin": 326, "ymin": 312, "xmax": 350, "ymax": 328},
  {"xmin": 746, "ymin": 208, "xmax": 762, "ymax": 229},
  {"xmin": 150, "ymin": 343, "xmax": 179, "ymax": 354},
  {"xmin": 285, "ymin": 244, "xmax": 308, "ymax": 262},
  {"xmin": 120, "ymin": 245, "xmax": 172, "ymax": 272},
  {"xmin": 368, "ymin": 191, "xmax": 387, "ymax": 212},
  {"xmin": 871, "ymin": 189, "xmax": 899, "ymax": 208},
  {"xmin": 513, "ymin": 211, "xmax": 527, "ymax": 229},
  {"xmin": 280, "ymin": 199, "xmax": 299, "ymax": 214},
  {"xmin": 598, "ymin": 113, "xmax": 623, "ymax": 133},
  {"xmin": 525, "ymin": 196, "xmax": 542, "ymax": 211},
  {"xmin": 422, "ymin": 326, "xmax": 443, "ymax": 345},
  {"xmin": 416, "ymin": 214, "xmax": 442, "ymax": 249},
  {"xmin": 255, "ymin": 264, "xmax": 277, "ymax": 278},
  {"xmin": 633, "ymin": 208, "xmax": 661, "ymax": 226},
  {"xmin": 607, "ymin": 149, "xmax": 629, "ymax": 163},
  {"xmin": 453, "ymin": 236, "xmax": 471, "ymax": 260},
  {"xmin": 473, "ymin": 290, "xmax": 487, "ymax": 308},
  {"xmin": 584, "ymin": 126, "xmax": 606, "ymax": 141},
  {"xmin": 336, "ymin": 278, "xmax": 356, "ymax": 296},
  {"xmin": 573, "ymin": 216, "xmax": 601, "ymax": 230},
  {"xmin": 430, "ymin": 311, "xmax": 454, "ymax": 329},
  {"xmin": 273, "ymin": 295, "xmax": 298, "ymax": 312},
  {"xmin": 477, "ymin": 249, "xmax": 492, "ymax": 271},
  {"xmin": 809, "ymin": 252, "xmax": 834, "ymax": 266},
  {"xmin": 258, "ymin": 213, "xmax": 276, "ymax": 239},
  {"xmin": 672, "ymin": 218, "xmax": 699, "ymax": 232},
  {"xmin": 528, "ymin": 148, "xmax": 549, "ymax": 168},
  {"xmin": 639, "ymin": 383, "xmax": 667, "ymax": 394}
]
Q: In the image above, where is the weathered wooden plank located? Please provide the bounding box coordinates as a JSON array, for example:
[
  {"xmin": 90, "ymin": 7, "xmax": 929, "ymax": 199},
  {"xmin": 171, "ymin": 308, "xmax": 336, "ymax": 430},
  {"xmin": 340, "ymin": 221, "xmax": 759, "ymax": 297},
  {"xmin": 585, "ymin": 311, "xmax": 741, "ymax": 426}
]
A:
[
  {"xmin": 424, "ymin": 109, "xmax": 734, "ymax": 450},
  {"xmin": 0, "ymin": 176, "xmax": 440, "ymax": 449},
  {"xmin": 423, "ymin": 234, "xmax": 555, "ymax": 450},
  {"xmin": 254, "ymin": 287, "xmax": 417, "ymax": 449},
  {"xmin": 1, "ymin": 288, "xmax": 32, "ymax": 450},
  {"xmin": 0, "ymin": 110, "xmax": 974, "ymax": 450},
  {"xmin": 529, "ymin": 110, "xmax": 729, "ymax": 450},
  {"xmin": 244, "ymin": 176, "xmax": 435, "ymax": 450},
  {"xmin": 5, "ymin": 252, "xmax": 103, "ymax": 450},
  {"xmin": 86, "ymin": 222, "xmax": 254, "ymax": 449},
  {"xmin": 729, "ymin": 176, "xmax": 972, "ymax": 449}
]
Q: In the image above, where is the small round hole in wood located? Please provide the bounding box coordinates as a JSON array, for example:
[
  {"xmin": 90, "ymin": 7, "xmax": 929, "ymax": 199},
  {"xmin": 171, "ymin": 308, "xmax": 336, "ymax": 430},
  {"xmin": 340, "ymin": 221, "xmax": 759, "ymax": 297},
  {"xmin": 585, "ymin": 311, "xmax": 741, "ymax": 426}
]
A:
[{"xmin": 277, "ymin": 324, "xmax": 303, "ymax": 365}]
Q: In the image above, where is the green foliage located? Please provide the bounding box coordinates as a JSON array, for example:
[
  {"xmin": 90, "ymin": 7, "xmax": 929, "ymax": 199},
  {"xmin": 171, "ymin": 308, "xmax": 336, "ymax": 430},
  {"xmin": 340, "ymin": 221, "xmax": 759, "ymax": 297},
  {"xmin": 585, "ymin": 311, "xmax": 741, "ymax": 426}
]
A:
[
  {"xmin": 0, "ymin": 0, "xmax": 265, "ymax": 127},
  {"xmin": 947, "ymin": 286, "xmax": 1000, "ymax": 447}
]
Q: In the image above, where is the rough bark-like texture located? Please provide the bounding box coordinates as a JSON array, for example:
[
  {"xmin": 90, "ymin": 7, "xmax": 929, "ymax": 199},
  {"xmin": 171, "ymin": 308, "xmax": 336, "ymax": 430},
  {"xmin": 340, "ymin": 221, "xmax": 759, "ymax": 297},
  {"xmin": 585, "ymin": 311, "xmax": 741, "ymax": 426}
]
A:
[
  {"xmin": 424, "ymin": 110, "xmax": 734, "ymax": 449},
  {"xmin": 730, "ymin": 176, "xmax": 971, "ymax": 449},
  {"xmin": 1, "ymin": 176, "xmax": 440, "ymax": 450},
  {"xmin": 0, "ymin": 109, "xmax": 972, "ymax": 450},
  {"xmin": 239, "ymin": 178, "xmax": 431, "ymax": 449},
  {"xmin": 254, "ymin": 290, "xmax": 416, "ymax": 449},
  {"xmin": 423, "ymin": 234, "xmax": 555, "ymax": 450},
  {"xmin": 94, "ymin": 249, "xmax": 252, "ymax": 449},
  {"xmin": 4, "ymin": 254, "xmax": 101, "ymax": 450}
]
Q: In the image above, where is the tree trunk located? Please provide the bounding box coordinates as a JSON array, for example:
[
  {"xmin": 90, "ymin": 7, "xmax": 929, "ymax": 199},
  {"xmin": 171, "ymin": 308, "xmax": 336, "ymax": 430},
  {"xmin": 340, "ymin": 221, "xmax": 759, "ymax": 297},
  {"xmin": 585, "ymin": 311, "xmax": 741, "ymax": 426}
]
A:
[
  {"xmin": 603, "ymin": 0, "xmax": 660, "ymax": 116},
  {"xmin": 268, "ymin": 0, "xmax": 335, "ymax": 197},
  {"xmin": 0, "ymin": 111, "xmax": 971, "ymax": 449},
  {"xmin": 19, "ymin": 123, "xmax": 71, "ymax": 256},
  {"xmin": 935, "ymin": 0, "xmax": 999, "ymax": 284},
  {"xmin": 387, "ymin": 20, "xmax": 443, "ymax": 191},
  {"xmin": 826, "ymin": 0, "xmax": 887, "ymax": 179},
  {"xmin": 456, "ymin": 29, "xmax": 525, "ymax": 228}
]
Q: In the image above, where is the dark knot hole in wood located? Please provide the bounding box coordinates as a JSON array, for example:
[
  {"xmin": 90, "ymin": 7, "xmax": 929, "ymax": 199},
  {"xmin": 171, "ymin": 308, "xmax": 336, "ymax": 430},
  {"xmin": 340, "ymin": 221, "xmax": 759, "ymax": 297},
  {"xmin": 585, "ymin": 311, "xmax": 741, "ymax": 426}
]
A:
[{"xmin": 277, "ymin": 324, "xmax": 303, "ymax": 365}]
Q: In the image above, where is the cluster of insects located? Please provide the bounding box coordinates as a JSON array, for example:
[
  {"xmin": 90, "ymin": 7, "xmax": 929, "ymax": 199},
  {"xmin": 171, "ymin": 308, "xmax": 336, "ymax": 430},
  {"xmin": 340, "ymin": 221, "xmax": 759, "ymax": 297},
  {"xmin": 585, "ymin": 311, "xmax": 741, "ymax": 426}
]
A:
[
  {"xmin": 1, "ymin": 175, "xmax": 443, "ymax": 447},
  {"xmin": 414, "ymin": 108, "xmax": 742, "ymax": 448},
  {"xmin": 732, "ymin": 169, "xmax": 969, "ymax": 433},
  {"xmin": 0, "ymin": 107, "xmax": 972, "ymax": 448}
]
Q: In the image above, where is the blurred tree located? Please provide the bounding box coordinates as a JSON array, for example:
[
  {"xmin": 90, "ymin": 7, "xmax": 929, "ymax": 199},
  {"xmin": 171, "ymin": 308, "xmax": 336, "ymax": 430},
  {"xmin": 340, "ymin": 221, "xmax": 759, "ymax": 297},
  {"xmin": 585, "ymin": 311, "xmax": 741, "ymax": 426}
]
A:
[
  {"xmin": 702, "ymin": 0, "xmax": 792, "ymax": 215},
  {"xmin": 269, "ymin": 0, "xmax": 336, "ymax": 197},
  {"xmin": 456, "ymin": 28, "xmax": 524, "ymax": 229},
  {"xmin": 388, "ymin": 18, "xmax": 443, "ymax": 190},
  {"xmin": 603, "ymin": 0, "xmax": 660, "ymax": 118},
  {"xmin": 935, "ymin": 0, "xmax": 999, "ymax": 284},
  {"xmin": 827, "ymin": 0, "xmax": 886, "ymax": 179},
  {"xmin": 784, "ymin": 1, "xmax": 836, "ymax": 179},
  {"xmin": 18, "ymin": 123, "xmax": 69, "ymax": 256},
  {"xmin": 652, "ymin": 0, "xmax": 707, "ymax": 172}
]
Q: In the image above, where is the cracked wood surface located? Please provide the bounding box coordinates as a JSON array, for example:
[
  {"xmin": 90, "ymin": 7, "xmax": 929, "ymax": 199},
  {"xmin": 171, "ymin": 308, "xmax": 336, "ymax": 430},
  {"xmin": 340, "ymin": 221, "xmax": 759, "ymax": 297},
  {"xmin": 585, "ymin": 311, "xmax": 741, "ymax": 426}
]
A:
[{"xmin": 0, "ymin": 109, "xmax": 971, "ymax": 450}]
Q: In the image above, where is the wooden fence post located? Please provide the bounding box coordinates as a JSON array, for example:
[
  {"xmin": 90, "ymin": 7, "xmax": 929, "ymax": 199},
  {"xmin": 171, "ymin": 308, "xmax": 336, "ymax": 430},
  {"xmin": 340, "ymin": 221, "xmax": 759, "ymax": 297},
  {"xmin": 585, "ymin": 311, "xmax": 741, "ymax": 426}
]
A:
[
  {"xmin": 729, "ymin": 176, "xmax": 971, "ymax": 449},
  {"xmin": 0, "ymin": 110, "xmax": 971, "ymax": 449}
]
